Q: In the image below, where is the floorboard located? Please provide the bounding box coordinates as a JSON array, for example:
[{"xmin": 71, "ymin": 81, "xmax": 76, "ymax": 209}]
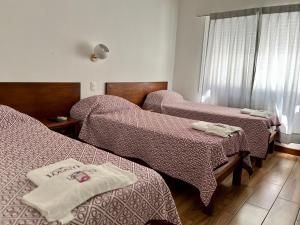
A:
[
  {"xmin": 247, "ymin": 182, "xmax": 281, "ymax": 209},
  {"xmin": 228, "ymin": 203, "xmax": 268, "ymax": 225},
  {"xmin": 279, "ymin": 179, "xmax": 300, "ymax": 204},
  {"xmin": 167, "ymin": 152, "xmax": 300, "ymax": 225},
  {"xmin": 295, "ymin": 211, "xmax": 300, "ymax": 225},
  {"xmin": 290, "ymin": 159, "xmax": 300, "ymax": 180},
  {"xmin": 262, "ymin": 198, "xmax": 299, "ymax": 225}
]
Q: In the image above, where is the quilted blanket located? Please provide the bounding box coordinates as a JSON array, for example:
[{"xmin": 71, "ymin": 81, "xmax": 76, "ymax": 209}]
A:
[
  {"xmin": 143, "ymin": 90, "xmax": 280, "ymax": 159},
  {"xmin": 78, "ymin": 106, "xmax": 251, "ymax": 207},
  {"xmin": 0, "ymin": 105, "xmax": 181, "ymax": 225}
]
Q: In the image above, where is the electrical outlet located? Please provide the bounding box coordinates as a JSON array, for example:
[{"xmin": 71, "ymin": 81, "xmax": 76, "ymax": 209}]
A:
[{"xmin": 90, "ymin": 81, "xmax": 97, "ymax": 92}]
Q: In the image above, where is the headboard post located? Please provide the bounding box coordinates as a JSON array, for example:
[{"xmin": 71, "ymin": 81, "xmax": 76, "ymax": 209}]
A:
[
  {"xmin": 0, "ymin": 82, "xmax": 80, "ymax": 119},
  {"xmin": 105, "ymin": 82, "xmax": 168, "ymax": 106}
]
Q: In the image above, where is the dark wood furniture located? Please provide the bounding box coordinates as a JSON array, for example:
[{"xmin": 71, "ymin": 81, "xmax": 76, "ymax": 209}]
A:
[
  {"xmin": 214, "ymin": 154, "xmax": 242, "ymax": 185},
  {"xmin": 0, "ymin": 82, "xmax": 81, "ymax": 137},
  {"xmin": 268, "ymin": 130, "xmax": 277, "ymax": 153},
  {"xmin": 40, "ymin": 118, "xmax": 80, "ymax": 139},
  {"xmin": 105, "ymin": 81, "xmax": 168, "ymax": 106},
  {"xmin": 205, "ymin": 154, "xmax": 243, "ymax": 214},
  {"xmin": 0, "ymin": 82, "xmax": 80, "ymax": 119},
  {"xmin": 275, "ymin": 145, "xmax": 300, "ymax": 156}
]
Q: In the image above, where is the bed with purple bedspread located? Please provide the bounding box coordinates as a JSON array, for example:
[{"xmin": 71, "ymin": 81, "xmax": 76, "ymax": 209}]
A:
[
  {"xmin": 143, "ymin": 90, "xmax": 281, "ymax": 159},
  {"xmin": 71, "ymin": 95, "xmax": 252, "ymax": 207},
  {"xmin": 0, "ymin": 105, "xmax": 181, "ymax": 225}
]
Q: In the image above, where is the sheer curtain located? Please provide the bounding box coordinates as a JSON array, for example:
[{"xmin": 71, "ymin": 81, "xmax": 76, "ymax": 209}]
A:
[
  {"xmin": 251, "ymin": 11, "xmax": 300, "ymax": 143},
  {"xmin": 201, "ymin": 14, "xmax": 258, "ymax": 108}
]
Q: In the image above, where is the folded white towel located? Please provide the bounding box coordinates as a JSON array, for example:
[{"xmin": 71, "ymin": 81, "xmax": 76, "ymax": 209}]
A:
[
  {"xmin": 250, "ymin": 111, "xmax": 272, "ymax": 118},
  {"xmin": 192, "ymin": 121, "xmax": 242, "ymax": 137},
  {"xmin": 205, "ymin": 125, "xmax": 231, "ymax": 137},
  {"xmin": 191, "ymin": 121, "xmax": 211, "ymax": 131},
  {"xmin": 240, "ymin": 108, "xmax": 253, "ymax": 114},
  {"xmin": 240, "ymin": 108, "xmax": 272, "ymax": 118},
  {"xmin": 27, "ymin": 158, "xmax": 85, "ymax": 186},
  {"xmin": 23, "ymin": 163, "xmax": 137, "ymax": 224},
  {"xmin": 215, "ymin": 123, "xmax": 242, "ymax": 133}
]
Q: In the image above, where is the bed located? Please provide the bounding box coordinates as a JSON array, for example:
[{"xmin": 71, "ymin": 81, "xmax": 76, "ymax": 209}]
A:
[
  {"xmin": 0, "ymin": 82, "xmax": 181, "ymax": 225},
  {"xmin": 71, "ymin": 92, "xmax": 252, "ymax": 211},
  {"xmin": 0, "ymin": 105, "xmax": 181, "ymax": 225},
  {"xmin": 105, "ymin": 82, "xmax": 280, "ymax": 167}
]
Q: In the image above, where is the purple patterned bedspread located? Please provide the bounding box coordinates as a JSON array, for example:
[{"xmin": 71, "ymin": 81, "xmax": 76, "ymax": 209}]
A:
[
  {"xmin": 0, "ymin": 105, "xmax": 181, "ymax": 225},
  {"xmin": 78, "ymin": 107, "xmax": 251, "ymax": 207},
  {"xmin": 143, "ymin": 91, "xmax": 280, "ymax": 159}
]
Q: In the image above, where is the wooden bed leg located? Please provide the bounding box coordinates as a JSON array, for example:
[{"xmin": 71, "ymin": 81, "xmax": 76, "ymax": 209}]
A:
[
  {"xmin": 268, "ymin": 141, "xmax": 274, "ymax": 154},
  {"xmin": 202, "ymin": 190, "xmax": 216, "ymax": 216},
  {"xmin": 255, "ymin": 158, "xmax": 263, "ymax": 168},
  {"xmin": 232, "ymin": 161, "xmax": 243, "ymax": 186},
  {"xmin": 203, "ymin": 201, "xmax": 214, "ymax": 216}
]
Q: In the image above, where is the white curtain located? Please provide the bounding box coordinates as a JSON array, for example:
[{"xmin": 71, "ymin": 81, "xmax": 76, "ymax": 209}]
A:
[
  {"xmin": 201, "ymin": 14, "xmax": 258, "ymax": 108},
  {"xmin": 251, "ymin": 11, "xmax": 300, "ymax": 143}
]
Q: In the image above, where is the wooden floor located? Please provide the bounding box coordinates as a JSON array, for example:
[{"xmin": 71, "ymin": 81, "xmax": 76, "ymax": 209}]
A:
[{"xmin": 165, "ymin": 152, "xmax": 300, "ymax": 225}]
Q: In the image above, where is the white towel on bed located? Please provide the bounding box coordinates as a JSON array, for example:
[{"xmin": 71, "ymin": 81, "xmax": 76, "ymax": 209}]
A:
[
  {"xmin": 191, "ymin": 121, "xmax": 211, "ymax": 131},
  {"xmin": 23, "ymin": 163, "xmax": 137, "ymax": 224},
  {"xmin": 240, "ymin": 108, "xmax": 253, "ymax": 114},
  {"xmin": 214, "ymin": 123, "xmax": 242, "ymax": 133},
  {"xmin": 205, "ymin": 125, "xmax": 230, "ymax": 137},
  {"xmin": 250, "ymin": 110, "xmax": 272, "ymax": 118},
  {"xmin": 192, "ymin": 121, "xmax": 241, "ymax": 137},
  {"xmin": 240, "ymin": 108, "xmax": 272, "ymax": 118},
  {"xmin": 27, "ymin": 158, "xmax": 85, "ymax": 186}
]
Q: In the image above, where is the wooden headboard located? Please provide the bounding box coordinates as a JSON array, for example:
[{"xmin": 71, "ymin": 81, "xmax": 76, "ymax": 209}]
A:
[
  {"xmin": 0, "ymin": 82, "xmax": 80, "ymax": 119},
  {"xmin": 105, "ymin": 82, "xmax": 168, "ymax": 106}
]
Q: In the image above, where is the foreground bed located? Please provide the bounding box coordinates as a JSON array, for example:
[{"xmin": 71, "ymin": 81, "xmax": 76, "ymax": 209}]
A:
[
  {"xmin": 143, "ymin": 90, "xmax": 280, "ymax": 165},
  {"xmin": 71, "ymin": 95, "xmax": 252, "ymax": 210},
  {"xmin": 0, "ymin": 105, "xmax": 181, "ymax": 225}
]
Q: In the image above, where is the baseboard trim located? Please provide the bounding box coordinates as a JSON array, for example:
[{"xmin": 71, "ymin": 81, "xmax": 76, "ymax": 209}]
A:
[{"xmin": 275, "ymin": 145, "xmax": 300, "ymax": 156}]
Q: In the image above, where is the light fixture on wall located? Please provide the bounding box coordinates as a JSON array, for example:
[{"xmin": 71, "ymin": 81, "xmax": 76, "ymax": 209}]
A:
[{"xmin": 90, "ymin": 44, "xmax": 109, "ymax": 62}]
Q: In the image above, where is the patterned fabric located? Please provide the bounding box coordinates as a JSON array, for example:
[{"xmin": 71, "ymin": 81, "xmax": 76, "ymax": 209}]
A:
[
  {"xmin": 77, "ymin": 106, "xmax": 251, "ymax": 207},
  {"xmin": 70, "ymin": 95, "xmax": 140, "ymax": 121},
  {"xmin": 0, "ymin": 105, "xmax": 181, "ymax": 225},
  {"xmin": 0, "ymin": 105, "xmax": 30, "ymax": 130},
  {"xmin": 144, "ymin": 98, "xmax": 280, "ymax": 159},
  {"xmin": 143, "ymin": 91, "xmax": 184, "ymax": 113}
]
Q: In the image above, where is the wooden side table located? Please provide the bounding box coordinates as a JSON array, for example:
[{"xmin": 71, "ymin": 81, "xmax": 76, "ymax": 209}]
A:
[{"xmin": 40, "ymin": 118, "xmax": 80, "ymax": 139}]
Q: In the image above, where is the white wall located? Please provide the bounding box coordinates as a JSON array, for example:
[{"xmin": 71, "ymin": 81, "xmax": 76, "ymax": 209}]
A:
[
  {"xmin": 0, "ymin": 0, "xmax": 178, "ymax": 98},
  {"xmin": 173, "ymin": 0, "xmax": 300, "ymax": 101}
]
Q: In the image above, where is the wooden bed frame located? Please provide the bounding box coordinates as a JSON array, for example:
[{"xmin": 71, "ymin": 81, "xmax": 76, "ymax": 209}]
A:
[
  {"xmin": 106, "ymin": 81, "xmax": 168, "ymax": 106},
  {"xmin": 0, "ymin": 82, "xmax": 80, "ymax": 119},
  {"xmin": 105, "ymin": 81, "xmax": 245, "ymax": 214}
]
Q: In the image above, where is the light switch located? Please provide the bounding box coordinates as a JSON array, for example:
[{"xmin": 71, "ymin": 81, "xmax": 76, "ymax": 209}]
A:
[{"xmin": 90, "ymin": 81, "xmax": 97, "ymax": 92}]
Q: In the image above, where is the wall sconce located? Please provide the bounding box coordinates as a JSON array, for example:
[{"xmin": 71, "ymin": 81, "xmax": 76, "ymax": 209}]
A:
[{"xmin": 90, "ymin": 44, "xmax": 109, "ymax": 62}]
